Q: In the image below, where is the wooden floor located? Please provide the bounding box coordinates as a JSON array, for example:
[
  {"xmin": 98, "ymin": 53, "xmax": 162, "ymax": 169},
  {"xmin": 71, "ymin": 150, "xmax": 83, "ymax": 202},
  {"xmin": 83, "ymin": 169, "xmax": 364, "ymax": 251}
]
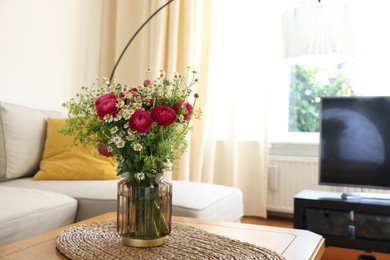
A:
[
  {"xmin": 241, "ymin": 215, "xmax": 293, "ymax": 228},
  {"xmin": 241, "ymin": 216, "xmax": 390, "ymax": 260}
]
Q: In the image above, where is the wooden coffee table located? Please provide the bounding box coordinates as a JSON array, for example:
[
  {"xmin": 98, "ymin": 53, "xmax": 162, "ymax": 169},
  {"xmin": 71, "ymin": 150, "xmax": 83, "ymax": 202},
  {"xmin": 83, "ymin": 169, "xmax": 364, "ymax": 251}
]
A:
[{"xmin": 0, "ymin": 212, "xmax": 324, "ymax": 259}]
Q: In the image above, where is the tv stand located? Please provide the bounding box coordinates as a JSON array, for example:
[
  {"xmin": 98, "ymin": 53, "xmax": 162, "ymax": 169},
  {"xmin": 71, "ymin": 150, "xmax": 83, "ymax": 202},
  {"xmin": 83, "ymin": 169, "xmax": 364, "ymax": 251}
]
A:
[{"xmin": 294, "ymin": 190, "xmax": 390, "ymax": 253}]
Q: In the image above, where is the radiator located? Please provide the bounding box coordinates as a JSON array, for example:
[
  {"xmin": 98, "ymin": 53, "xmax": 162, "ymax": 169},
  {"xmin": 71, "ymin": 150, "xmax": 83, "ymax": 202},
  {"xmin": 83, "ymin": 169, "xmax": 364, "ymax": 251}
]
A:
[
  {"xmin": 266, "ymin": 155, "xmax": 390, "ymax": 215},
  {"xmin": 267, "ymin": 155, "xmax": 329, "ymax": 214}
]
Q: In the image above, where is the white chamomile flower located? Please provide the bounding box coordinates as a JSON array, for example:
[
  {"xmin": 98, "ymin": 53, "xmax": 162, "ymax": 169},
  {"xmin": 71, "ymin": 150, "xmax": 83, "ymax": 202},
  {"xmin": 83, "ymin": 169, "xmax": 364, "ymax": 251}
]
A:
[
  {"xmin": 117, "ymin": 99, "xmax": 125, "ymax": 107},
  {"xmin": 178, "ymin": 114, "xmax": 185, "ymax": 122},
  {"xmin": 104, "ymin": 115, "xmax": 114, "ymax": 123},
  {"xmin": 116, "ymin": 139, "xmax": 125, "ymax": 148},
  {"xmin": 135, "ymin": 172, "xmax": 145, "ymax": 181},
  {"xmin": 154, "ymin": 85, "xmax": 162, "ymax": 92},
  {"xmin": 159, "ymin": 70, "xmax": 165, "ymax": 78},
  {"xmin": 125, "ymin": 92, "xmax": 133, "ymax": 99},
  {"xmin": 126, "ymin": 133, "xmax": 135, "ymax": 141},
  {"xmin": 112, "ymin": 136, "xmax": 122, "ymax": 143},
  {"xmin": 123, "ymin": 109, "xmax": 133, "ymax": 119},
  {"xmin": 110, "ymin": 126, "xmax": 118, "ymax": 134},
  {"xmin": 133, "ymin": 143, "xmax": 143, "ymax": 152},
  {"xmin": 146, "ymin": 87, "xmax": 153, "ymax": 95}
]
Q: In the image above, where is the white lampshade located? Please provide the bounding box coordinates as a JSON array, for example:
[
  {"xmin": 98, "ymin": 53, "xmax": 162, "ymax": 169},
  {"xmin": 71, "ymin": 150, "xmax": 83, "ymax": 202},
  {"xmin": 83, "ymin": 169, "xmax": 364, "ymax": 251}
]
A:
[{"xmin": 283, "ymin": 2, "xmax": 355, "ymax": 57}]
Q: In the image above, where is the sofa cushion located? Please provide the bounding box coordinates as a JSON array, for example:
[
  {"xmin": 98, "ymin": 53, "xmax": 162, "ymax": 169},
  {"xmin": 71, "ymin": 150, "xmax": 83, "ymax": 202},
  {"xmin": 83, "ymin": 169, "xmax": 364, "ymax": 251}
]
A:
[
  {"xmin": 0, "ymin": 102, "xmax": 62, "ymax": 181},
  {"xmin": 33, "ymin": 117, "xmax": 119, "ymax": 180},
  {"xmin": 0, "ymin": 177, "xmax": 119, "ymax": 222},
  {"xmin": 0, "ymin": 186, "xmax": 77, "ymax": 246}
]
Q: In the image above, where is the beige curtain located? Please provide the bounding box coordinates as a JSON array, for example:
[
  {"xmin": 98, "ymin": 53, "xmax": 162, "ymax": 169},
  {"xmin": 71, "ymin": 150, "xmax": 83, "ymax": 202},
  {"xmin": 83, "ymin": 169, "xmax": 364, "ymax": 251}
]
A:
[
  {"xmin": 97, "ymin": 0, "xmax": 279, "ymax": 218},
  {"xmin": 98, "ymin": 0, "xmax": 211, "ymax": 181},
  {"xmin": 98, "ymin": 0, "xmax": 207, "ymax": 84}
]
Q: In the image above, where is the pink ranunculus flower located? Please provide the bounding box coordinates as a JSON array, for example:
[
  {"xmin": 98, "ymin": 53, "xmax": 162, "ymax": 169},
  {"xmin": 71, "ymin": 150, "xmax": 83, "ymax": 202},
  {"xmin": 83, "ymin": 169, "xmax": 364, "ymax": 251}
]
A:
[
  {"xmin": 95, "ymin": 93, "xmax": 120, "ymax": 121},
  {"xmin": 97, "ymin": 145, "xmax": 112, "ymax": 157},
  {"xmin": 128, "ymin": 110, "xmax": 153, "ymax": 133},
  {"xmin": 151, "ymin": 105, "xmax": 177, "ymax": 126},
  {"xmin": 129, "ymin": 87, "xmax": 138, "ymax": 93},
  {"xmin": 173, "ymin": 100, "xmax": 193, "ymax": 121},
  {"xmin": 143, "ymin": 79, "xmax": 152, "ymax": 86}
]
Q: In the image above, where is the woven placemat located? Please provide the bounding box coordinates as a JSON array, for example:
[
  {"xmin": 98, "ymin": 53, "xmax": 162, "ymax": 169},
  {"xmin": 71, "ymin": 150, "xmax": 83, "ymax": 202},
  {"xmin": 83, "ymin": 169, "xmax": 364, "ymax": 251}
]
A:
[{"xmin": 56, "ymin": 219, "xmax": 285, "ymax": 259}]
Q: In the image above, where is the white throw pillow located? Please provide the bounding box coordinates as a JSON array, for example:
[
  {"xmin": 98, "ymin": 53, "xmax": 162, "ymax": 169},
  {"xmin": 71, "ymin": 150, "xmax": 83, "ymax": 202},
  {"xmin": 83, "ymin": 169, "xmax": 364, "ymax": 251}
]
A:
[{"xmin": 0, "ymin": 102, "xmax": 62, "ymax": 181}]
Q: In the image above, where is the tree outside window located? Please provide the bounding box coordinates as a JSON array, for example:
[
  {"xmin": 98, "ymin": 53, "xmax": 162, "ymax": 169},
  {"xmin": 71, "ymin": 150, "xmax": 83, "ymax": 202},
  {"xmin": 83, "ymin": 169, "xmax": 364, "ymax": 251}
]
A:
[{"xmin": 288, "ymin": 63, "xmax": 354, "ymax": 132}]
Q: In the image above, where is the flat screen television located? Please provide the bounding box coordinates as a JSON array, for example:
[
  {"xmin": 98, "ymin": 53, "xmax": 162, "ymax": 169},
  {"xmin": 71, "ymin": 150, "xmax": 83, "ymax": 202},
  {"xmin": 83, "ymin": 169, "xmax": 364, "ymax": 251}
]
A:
[{"xmin": 319, "ymin": 96, "xmax": 390, "ymax": 191}]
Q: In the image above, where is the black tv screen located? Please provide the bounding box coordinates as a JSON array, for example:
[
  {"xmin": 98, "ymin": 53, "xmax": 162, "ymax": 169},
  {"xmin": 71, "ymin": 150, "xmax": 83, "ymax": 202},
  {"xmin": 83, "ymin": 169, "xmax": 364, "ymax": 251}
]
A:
[{"xmin": 319, "ymin": 96, "xmax": 390, "ymax": 189}]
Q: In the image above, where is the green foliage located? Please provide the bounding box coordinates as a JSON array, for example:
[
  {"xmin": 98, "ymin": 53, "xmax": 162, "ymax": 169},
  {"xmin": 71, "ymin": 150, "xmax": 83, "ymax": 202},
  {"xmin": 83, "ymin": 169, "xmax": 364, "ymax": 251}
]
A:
[{"xmin": 289, "ymin": 64, "xmax": 354, "ymax": 132}]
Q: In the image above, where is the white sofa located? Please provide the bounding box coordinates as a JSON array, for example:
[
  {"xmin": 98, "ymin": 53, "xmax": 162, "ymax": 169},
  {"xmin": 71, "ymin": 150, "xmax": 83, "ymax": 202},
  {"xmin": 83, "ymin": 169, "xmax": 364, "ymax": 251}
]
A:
[{"xmin": 0, "ymin": 101, "xmax": 244, "ymax": 246}]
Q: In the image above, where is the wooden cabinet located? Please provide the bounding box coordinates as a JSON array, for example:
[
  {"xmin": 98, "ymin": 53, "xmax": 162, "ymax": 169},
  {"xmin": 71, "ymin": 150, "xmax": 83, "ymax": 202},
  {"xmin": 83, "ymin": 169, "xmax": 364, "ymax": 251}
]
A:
[{"xmin": 294, "ymin": 190, "xmax": 390, "ymax": 253}]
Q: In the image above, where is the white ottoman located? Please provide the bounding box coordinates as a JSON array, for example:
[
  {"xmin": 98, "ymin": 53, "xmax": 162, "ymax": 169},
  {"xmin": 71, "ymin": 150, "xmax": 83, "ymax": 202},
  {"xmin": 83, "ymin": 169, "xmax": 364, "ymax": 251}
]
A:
[
  {"xmin": 0, "ymin": 186, "xmax": 77, "ymax": 246},
  {"xmin": 172, "ymin": 181, "xmax": 244, "ymax": 222}
]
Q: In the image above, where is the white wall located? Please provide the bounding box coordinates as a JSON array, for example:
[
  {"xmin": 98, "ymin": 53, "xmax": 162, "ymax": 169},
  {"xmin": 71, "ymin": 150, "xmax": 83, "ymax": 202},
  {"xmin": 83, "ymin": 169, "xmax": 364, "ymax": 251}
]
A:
[{"xmin": 0, "ymin": 0, "xmax": 103, "ymax": 113}]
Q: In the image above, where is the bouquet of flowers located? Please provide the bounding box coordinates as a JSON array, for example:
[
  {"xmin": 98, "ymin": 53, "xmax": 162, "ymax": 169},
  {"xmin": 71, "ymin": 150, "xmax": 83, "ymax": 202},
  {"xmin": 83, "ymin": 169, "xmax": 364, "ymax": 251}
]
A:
[{"xmin": 60, "ymin": 67, "xmax": 201, "ymax": 185}]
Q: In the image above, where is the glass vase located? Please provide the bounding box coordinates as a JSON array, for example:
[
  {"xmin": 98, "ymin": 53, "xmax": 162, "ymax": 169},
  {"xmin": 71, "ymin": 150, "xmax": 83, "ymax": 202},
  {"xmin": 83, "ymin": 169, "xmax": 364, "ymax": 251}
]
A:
[{"xmin": 117, "ymin": 175, "xmax": 172, "ymax": 247}]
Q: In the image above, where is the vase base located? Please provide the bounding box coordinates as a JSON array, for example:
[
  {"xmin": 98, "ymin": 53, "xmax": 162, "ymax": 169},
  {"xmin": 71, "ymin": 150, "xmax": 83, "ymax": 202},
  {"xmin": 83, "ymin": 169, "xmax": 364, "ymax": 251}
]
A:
[{"xmin": 122, "ymin": 236, "xmax": 166, "ymax": 247}]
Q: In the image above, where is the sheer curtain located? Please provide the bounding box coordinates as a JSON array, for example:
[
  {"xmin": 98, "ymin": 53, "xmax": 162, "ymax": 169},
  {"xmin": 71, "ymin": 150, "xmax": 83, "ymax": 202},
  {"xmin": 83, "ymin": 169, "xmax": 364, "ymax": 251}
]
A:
[
  {"xmin": 194, "ymin": 1, "xmax": 284, "ymax": 218},
  {"xmin": 283, "ymin": 0, "xmax": 355, "ymax": 57}
]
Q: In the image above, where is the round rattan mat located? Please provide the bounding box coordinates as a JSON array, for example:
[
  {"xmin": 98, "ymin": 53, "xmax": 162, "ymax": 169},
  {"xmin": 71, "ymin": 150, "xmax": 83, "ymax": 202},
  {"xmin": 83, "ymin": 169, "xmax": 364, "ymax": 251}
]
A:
[{"xmin": 56, "ymin": 219, "xmax": 285, "ymax": 259}]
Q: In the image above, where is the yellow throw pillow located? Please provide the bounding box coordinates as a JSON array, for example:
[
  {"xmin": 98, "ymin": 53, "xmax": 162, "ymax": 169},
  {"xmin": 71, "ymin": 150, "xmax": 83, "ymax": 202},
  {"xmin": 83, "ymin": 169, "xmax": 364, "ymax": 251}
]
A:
[{"xmin": 33, "ymin": 117, "xmax": 119, "ymax": 180}]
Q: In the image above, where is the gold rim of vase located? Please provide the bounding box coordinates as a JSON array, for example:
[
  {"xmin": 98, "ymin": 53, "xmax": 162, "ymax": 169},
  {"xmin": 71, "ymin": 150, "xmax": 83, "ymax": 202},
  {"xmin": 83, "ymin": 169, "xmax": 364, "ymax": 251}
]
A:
[{"xmin": 122, "ymin": 236, "xmax": 166, "ymax": 247}]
